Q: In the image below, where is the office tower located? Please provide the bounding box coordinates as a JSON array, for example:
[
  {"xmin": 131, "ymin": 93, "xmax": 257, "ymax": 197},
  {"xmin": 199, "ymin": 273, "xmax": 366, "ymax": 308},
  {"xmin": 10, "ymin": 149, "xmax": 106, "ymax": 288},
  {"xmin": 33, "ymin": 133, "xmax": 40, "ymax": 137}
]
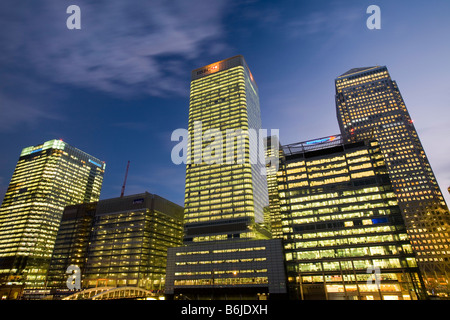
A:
[
  {"xmin": 82, "ymin": 193, "xmax": 183, "ymax": 291},
  {"xmin": 276, "ymin": 135, "xmax": 425, "ymax": 300},
  {"xmin": 184, "ymin": 55, "xmax": 269, "ymax": 242},
  {"xmin": 0, "ymin": 139, "xmax": 105, "ymax": 296},
  {"xmin": 166, "ymin": 56, "xmax": 287, "ymax": 300},
  {"xmin": 335, "ymin": 66, "xmax": 450, "ymax": 295},
  {"xmin": 46, "ymin": 194, "xmax": 184, "ymax": 300}
]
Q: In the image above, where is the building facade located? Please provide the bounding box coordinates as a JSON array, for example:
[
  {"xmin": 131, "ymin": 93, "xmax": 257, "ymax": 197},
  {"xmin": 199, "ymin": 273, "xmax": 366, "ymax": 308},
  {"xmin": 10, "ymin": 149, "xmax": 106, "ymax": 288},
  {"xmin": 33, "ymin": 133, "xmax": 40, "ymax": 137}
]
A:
[
  {"xmin": 275, "ymin": 136, "xmax": 426, "ymax": 300},
  {"xmin": 184, "ymin": 55, "xmax": 269, "ymax": 243},
  {"xmin": 165, "ymin": 239, "xmax": 286, "ymax": 300},
  {"xmin": 83, "ymin": 193, "xmax": 183, "ymax": 291},
  {"xmin": 0, "ymin": 139, "xmax": 105, "ymax": 297},
  {"xmin": 335, "ymin": 66, "xmax": 450, "ymax": 295},
  {"xmin": 46, "ymin": 192, "xmax": 184, "ymax": 296}
]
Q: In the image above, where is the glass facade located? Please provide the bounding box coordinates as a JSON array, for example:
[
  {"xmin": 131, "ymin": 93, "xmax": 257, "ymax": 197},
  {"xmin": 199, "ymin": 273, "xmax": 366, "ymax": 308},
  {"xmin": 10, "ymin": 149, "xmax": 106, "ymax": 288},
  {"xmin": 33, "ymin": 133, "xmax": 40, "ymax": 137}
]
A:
[
  {"xmin": 46, "ymin": 202, "xmax": 97, "ymax": 291},
  {"xmin": 274, "ymin": 136, "xmax": 425, "ymax": 300},
  {"xmin": 165, "ymin": 239, "xmax": 286, "ymax": 300},
  {"xmin": 0, "ymin": 139, "xmax": 105, "ymax": 289},
  {"xmin": 184, "ymin": 55, "xmax": 269, "ymax": 243},
  {"xmin": 336, "ymin": 66, "xmax": 450, "ymax": 295}
]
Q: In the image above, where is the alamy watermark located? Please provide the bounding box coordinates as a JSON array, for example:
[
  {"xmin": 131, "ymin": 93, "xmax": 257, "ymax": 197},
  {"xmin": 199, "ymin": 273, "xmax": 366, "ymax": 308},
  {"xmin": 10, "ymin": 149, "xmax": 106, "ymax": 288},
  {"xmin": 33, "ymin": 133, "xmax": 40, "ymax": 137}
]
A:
[
  {"xmin": 66, "ymin": 265, "xmax": 81, "ymax": 290},
  {"xmin": 366, "ymin": 265, "xmax": 381, "ymax": 287},
  {"xmin": 65, "ymin": 5, "xmax": 380, "ymax": 31},
  {"xmin": 171, "ymin": 121, "xmax": 279, "ymax": 176},
  {"xmin": 66, "ymin": 5, "xmax": 81, "ymax": 30},
  {"xmin": 367, "ymin": 5, "xmax": 381, "ymax": 30}
]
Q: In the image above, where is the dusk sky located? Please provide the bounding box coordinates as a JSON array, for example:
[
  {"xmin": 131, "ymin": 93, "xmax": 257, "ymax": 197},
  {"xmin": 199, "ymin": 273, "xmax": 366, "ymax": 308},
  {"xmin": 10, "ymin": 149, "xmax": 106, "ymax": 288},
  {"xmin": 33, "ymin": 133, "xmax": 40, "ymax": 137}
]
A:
[{"xmin": 1, "ymin": 0, "xmax": 449, "ymax": 207}]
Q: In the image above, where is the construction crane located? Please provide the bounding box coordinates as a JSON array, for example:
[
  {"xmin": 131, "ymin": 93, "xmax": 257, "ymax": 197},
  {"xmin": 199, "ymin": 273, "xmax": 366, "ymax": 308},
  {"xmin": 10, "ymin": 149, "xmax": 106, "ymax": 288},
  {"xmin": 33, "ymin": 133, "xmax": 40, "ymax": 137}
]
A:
[{"xmin": 120, "ymin": 160, "xmax": 130, "ymax": 198}]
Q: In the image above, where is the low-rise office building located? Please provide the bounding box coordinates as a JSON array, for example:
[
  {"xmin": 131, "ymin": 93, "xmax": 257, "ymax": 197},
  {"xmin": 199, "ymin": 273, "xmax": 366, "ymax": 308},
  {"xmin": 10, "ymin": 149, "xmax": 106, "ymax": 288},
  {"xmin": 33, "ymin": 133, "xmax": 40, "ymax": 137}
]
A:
[
  {"xmin": 46, "ymin": 192, "xmax": 183, "ymax": 297},
  {"xmin": 165, "ymin": 239, "xmax": 287, "ymax": 300}
]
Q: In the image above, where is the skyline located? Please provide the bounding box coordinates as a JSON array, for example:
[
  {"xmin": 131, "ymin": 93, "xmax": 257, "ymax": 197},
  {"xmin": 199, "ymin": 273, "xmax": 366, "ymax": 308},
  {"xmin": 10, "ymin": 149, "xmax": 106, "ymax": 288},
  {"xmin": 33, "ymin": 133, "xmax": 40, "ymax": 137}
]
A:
[{"xmin": 1, "ymin": 1, "xmax": 450, "ymax": 208}]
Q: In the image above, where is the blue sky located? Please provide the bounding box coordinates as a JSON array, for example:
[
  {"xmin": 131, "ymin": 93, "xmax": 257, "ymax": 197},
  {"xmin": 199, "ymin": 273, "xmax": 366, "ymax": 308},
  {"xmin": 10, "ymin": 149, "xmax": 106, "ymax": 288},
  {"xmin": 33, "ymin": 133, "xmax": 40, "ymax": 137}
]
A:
[{"xmin": 1, "ymin": 0, "xmax": 449, "ymax": 207}]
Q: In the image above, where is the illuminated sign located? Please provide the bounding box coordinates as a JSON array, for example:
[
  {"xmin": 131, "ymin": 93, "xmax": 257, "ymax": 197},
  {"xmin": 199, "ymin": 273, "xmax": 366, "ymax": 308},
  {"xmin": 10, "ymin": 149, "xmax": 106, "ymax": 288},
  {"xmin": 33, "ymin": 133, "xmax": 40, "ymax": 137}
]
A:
[
  {"xmin": 196, "ymin": 64, "xmax": 219, "ymax": 75},
  {"xmin": 30, "ymin": 148, "xmax": 43, "ymax": 155},
  {"xmin": 88, "ymin": 159, "xmax": 103, "ymax": 168},
  {"xmin": 305, "ymin": 136, "xmax": 337, "ymax": 145}
]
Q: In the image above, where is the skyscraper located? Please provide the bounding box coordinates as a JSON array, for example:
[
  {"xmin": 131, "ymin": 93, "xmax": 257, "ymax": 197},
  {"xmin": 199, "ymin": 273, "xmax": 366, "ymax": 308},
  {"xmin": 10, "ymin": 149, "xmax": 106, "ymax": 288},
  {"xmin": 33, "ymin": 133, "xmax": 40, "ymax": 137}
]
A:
[
  {"xmin": 276, "ymin": 135, "xmax": 425, "ymax": 300},
  {"xmin": 0, "ymin": 139, "xmax": 105, "ymax": 295},
  {"xmin": 335, "ymin": 66, "xmax": 450, "ymax": 295},
  {"xmin": 184, "ymin": 55, "xmax": 269, "ymax": 243},
  {"xmin": 166, "ymin": 56, "xmax": 287, "ymax": 300}
]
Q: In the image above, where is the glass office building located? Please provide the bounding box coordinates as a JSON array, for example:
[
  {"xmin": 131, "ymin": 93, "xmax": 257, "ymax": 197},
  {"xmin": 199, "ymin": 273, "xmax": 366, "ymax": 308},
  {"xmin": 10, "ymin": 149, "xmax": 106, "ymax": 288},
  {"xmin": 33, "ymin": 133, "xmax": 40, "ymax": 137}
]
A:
[
  {"xmin": 46, "ymin": 202, "xmax": 97, "ymax": 293},
  {"xmin": 167, "ymin": 56, "xmax": 287, "ymax": 300},
  {"xmin": 0, "ymin": 139, "xmax": 105, "ymax": 295},
  {"xmin": 336, "ymin": 66, "xmax": 450, "ymax": 295},
  {"xmin": 276, "ymin": 136, "xmax": 425, "ymax": 300}
]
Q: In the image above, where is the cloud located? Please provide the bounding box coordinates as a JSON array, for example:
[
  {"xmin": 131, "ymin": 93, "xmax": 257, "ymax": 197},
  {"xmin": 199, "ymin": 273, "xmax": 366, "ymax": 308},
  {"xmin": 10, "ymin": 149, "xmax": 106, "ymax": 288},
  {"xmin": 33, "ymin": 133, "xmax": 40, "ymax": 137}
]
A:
[
  {"xmin": 0, "ymin": 0, "xmax": 229, "ymax": 98},
  {"xmin": 0, "ymin": 73, "xmax": 65, "ymax": 131},
  {"xmin": 284, "ymin": 5, "xmax": 362, "ymax": 39}
]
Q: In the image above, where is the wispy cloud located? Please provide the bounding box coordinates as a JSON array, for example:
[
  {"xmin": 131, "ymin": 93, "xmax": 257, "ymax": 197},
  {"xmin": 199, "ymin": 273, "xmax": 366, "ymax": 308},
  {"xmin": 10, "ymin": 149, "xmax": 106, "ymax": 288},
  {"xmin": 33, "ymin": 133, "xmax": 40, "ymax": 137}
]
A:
[
  {"xmin": 283, "ymin": 5, "xmax": 362, "ymax": 39},
  {"xmin": 0, "ymin": 0, "xmax": 229, "ymax": 98},
  {"xmin": 0, "ymin": 0, "xmax": 230, "ymax": 131},
  {"xmin": 0, "ymin": 73, "xmax": 65, "ymax": 131}
]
